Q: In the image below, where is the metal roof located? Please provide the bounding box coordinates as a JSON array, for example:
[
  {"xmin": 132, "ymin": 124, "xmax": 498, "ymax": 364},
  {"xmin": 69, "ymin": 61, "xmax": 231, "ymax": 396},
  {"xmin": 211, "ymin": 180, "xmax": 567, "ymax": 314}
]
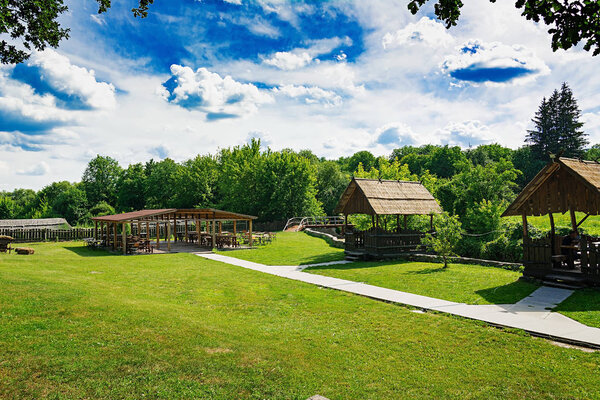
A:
[
  {"xmin": 0, "ymin": 218, "xmax": 71, "ymax": 228},
  {"xmin": 92, "ymin": 208, "xmax": 257, "ymax": 222}
]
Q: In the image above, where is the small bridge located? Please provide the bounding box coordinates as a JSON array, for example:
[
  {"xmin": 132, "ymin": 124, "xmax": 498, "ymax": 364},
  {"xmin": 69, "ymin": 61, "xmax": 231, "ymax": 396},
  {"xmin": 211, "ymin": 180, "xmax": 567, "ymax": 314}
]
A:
[{"xmin": 284, "ymin": 216, "xmax": 346, "ymax": 231}]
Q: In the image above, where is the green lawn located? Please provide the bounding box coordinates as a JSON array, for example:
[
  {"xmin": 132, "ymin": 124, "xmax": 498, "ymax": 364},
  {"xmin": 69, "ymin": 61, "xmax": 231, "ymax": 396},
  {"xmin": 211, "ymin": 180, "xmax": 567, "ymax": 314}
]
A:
[
  {"xmin": 554, "ymin": 289, "xmax": 600, "ymax": 328},
  {"xmin": 306, "ymin": 261, "xmax": 539, "ymax": 305},
  {"xmin": 2, "ymin": 242, "xmax": 600, "ymax": 399},
  {"xmin": 218, "ymin": 231, "xmax": 344, "ymax": 265}
]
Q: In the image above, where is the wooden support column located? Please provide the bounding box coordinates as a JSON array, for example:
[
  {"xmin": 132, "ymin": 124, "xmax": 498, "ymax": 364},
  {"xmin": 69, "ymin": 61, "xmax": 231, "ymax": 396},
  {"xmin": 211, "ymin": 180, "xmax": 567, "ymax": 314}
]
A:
[
  {"xmin": 371, "ymin": 214, "xmax": 375, "ymax": 229},
  {"xmin": 167, "ymin": 220, "xmax": 171, "ymax": 252},
  {"xmin": 233, "ymin": 220, "xmax": 237, "ymax": 235},
  {"xmin": 156, "ymin": 221, "xmax": 160, "ymax": 249},
  {"xmin": 218, "ymin": 221, "xmax": 222, "ymax": 234},
  {"xmin": 376, "ymin": 215, "xmax": 379, "ymax": 229},
  {"xmin": 185, "ymin": 219, "xmax": 189, "ymax": 242},
  {"xmin": 430, "ymin": 215, "xmax": 434, "ymax": 232},
  {"xmin": 549, "ymin": 212, "xmax": 556, "ymax": 255},
  {"xmin": 249, "ymin": 219, "xmax": 253, "ymax": 247},
  {"xmin": 137, "ymin": 221, "xmax": 141, "ymax": 237},
  {"xmin": 570, "ymin": 209, "xmax": 578, "ymax": 234},
  {"xmin": 113, "ymin": 223, "xmax": 117, "ymax": 250},
  {"xmin": 404, "ymin": 215, "xmax": 408, "ymax": 230},
  {"xmin": 94, "ymin": 220, "xmax": 98, "ymax": 240},
  {"xmin": 343, "ymin": 214, "xmax": 348, "ymax": 235},
  {"xmin": 122, "ymin": 223, "xmax": 127, "ymax": 255},
  {"xmin": 211, "ymin": 220, "xmax": 216, "ymax": 249},
  {"xmin": 196, "ymin": 218, "xmax": 201, "ymax": 245},
  {"xmin": 174, "ymin": 214, "xmax": 178, "ymax": 242},
  {"xmin": 146, "ymin": 221, "xmax": 149, "ymax": 239},
  {"xmin": 522, "ymin": 213, "xmax": 528, "ymax": 239}
]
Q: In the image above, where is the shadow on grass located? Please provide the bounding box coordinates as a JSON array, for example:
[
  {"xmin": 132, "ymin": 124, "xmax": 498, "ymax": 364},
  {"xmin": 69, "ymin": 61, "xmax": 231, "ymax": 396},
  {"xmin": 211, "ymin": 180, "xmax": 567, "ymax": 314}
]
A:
[
  {"xmin": 405, "ymin": 266, "xmax": 447, "ymax": 275},
  {"xmin": 64, "ymin": 246, "xmax": 116, "ymax": 257},
  {"xmin": 305, "ymin": 259, "xmax": 411, "ymax": 270},
  {"xmin": 475, "ymin": 280, "xmax": 540, "ymax": 304},
  {"xmin": 553, "ymin": 289, "xmax": 600, "ymax": 313},
  {"xmin": 298, "ymin": 252, "xmax": 347, "ymax": 266}
]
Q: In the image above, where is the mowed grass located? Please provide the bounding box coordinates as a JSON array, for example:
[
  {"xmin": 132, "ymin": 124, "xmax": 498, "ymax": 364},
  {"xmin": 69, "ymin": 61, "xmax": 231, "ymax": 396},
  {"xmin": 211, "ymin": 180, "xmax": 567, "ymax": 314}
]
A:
[
  {"xmin": 1, "ymin": 243, "xmax": 600, "ymax": 399},
  {"xmin": 306, "ymin": 261, "xmax": 539, "ymax": 305},
  {"xmin": 554, "ymin": 289, "xmax": 600, "ymax": 328},
  {"xmin": 218, "ymin": 231, "xmax": 344, "ymax": 265}
]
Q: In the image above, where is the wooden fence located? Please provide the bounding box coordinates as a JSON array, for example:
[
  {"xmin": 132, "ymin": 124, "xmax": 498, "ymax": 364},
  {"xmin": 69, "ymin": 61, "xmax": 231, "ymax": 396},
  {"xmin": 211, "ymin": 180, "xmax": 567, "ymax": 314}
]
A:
[
  {"xmin": 0, "ymin": 228, "xmax": 95, "ymax": 243},
  {"xmin": 344, "ymin": 227, "xmax": 426, "ymax": 258}
]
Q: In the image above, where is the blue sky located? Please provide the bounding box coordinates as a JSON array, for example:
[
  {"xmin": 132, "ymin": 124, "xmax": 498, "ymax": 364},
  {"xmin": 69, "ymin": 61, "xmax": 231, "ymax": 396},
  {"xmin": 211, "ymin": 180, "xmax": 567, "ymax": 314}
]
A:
[{"xmin": 1, "ymin": 0, "xmax": 600, "ymax": 190}]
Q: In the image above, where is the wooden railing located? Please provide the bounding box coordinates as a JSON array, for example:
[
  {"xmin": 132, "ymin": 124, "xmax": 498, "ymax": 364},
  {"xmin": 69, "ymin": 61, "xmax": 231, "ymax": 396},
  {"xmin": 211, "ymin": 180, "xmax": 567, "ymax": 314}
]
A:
[
  {"xmin": 579, "ymin": 236, "xmax": 600, "ymax": 283},
  {"xmin": 0, "ymin": 228, "xmax": 94, "ymax": 243},
  {"xmin": 345, "ymin": 227, "xmax": 426, "ymax": 256}
]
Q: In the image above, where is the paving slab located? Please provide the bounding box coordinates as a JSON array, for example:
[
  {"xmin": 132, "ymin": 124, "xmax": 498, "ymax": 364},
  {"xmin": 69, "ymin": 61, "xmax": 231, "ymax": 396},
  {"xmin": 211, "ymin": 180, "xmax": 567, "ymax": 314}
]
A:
[{"xmin": 198, "ymin": 253, "xmax": 600, "ymax": 348}]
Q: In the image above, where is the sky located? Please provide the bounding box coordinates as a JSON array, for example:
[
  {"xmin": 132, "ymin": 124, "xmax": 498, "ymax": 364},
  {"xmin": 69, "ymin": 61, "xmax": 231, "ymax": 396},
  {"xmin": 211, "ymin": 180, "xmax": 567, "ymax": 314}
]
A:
[{"xmin": 1, "ymin": 0, "xmax": 600, "ymax": 191}]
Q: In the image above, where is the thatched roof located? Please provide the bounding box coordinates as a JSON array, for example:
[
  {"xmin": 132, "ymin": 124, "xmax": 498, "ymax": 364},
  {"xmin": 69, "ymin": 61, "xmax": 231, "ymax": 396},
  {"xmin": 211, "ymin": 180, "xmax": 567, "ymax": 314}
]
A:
[
  {"xmin": 503, "ymin": 157, "xmax": 600, "ymax": 217},
  {"xmin": 334, "ymin": 178, "xmax": 442, "ymax": 215},
  {"xmin": 0, "ymin": 218, "xmax": 70, "ymax": 229}
]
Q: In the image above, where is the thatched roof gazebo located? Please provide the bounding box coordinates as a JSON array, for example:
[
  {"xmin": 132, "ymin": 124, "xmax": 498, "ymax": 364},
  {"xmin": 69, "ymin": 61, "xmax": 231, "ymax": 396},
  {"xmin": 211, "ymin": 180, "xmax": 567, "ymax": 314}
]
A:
[
  {"xmin": 502, "ymin": 157, "xmax": 600, "ymax": 285},
  {"xmin": 335, "ymin": 178, "xmax": 442, "ymax": 259}
]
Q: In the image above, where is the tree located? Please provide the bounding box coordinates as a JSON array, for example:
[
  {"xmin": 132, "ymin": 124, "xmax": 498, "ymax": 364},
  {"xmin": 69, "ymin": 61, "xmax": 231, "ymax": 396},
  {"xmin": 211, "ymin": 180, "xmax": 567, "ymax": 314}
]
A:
[
  {"xmin": 0, "ymin": 196, "xmax": 15, "ymax": 219},
  {"xmin": 144, "ymin": 158, "xmax": 181, "ymax": 208},
  {"xmin": 1, "ymin": 0, "xmax": 153, "ymax": 64},
  {"xmin": 422, "ymin": 212, "xmax": 462, "ymax": 268},
  {"xmin": 116, "ymin": 163, "xmax": 147, "ymax": 212},
  {"xmin": 526, "ymin": 83, "xmax": 587, "ymax": 160},
  {"xmin": 52, "ymin": 185, "xmax": 89, "ymax": 225},
  {"xmin": 82, "ymin": 155, "xmax": 122, "ymax": 207},
  {"xmin": 345, "ymin": 151, "xmax": 377, "ymax": 173},
  {"xmin": 315, "ymin": 161, "xmax": 350, "ymax": 215},
  {"xmin": 176, "ymin": 155, "xmax": 218, "ymax": 208},
  {"xmin": 408, "ymin": 0, "xmax": 600, "ymax": 55}
]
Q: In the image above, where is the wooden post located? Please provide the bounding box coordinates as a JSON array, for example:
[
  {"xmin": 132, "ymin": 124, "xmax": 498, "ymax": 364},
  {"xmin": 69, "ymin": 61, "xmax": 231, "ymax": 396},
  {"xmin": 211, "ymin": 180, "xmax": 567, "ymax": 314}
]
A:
[
  {"xmin": 113, "ymin": 223, "xmax": 117, "ymax": 250},
  {"xmin": 249, "ymin": 219, "xmax": 253, "ymax": 247},
  {"xmin": 218, "ymin": 221, "xmax": 222, "ymax": 234},
  {"xmin": 137, "ymin": 221, "xmax": 141, "ymax": 238},
  {"xmin": 371, "ymin": 214, "xmax": 375, "ymax": 229},
  {"xmin": 185, "ymin": 219, "xmax": 189, "ymax": 242},
  {"xmin": 94, "ymin": 220, "xmax": 98, "ymax": 240},
  {"xmin": 167, "ymin": 220, "xmax": 171, "ymax": 251},
  {"xmin": 376, "ymin": 215, "xmax": 379, "ymax": 229},
  {"xmin": 570, "ymin": 209, "xmax": 578, "ymax": 234},
  {"xmin": 211, "ymin": 220, "xmax": 216, "ymax": 249},
  {"xmin": 404, "ymin": 215, "xmax": 408, "ymax": 230},
  {"xmin": 549, "ymin": 212, "xmax": 556, "ymax": 255},
  {"xmin": 233, "ymin": 220, "xmax": 237, "ymax": 235},
  {"xmin": 343, "ymin": 214, "xmax": 347, "ymax": 235},
  {"xmin": 196, "ymin": 218, "xmax": 201, "ymax": 245},
  {"xmin": 146, "ymin": 221, "xmax": 149, "ymax": 239},
  {"xmin": 156, "ymin": 221, "xmax": 160, "ymax": 249},
  {"xmin": 522, "ymin": 213, "xmax": 528, "ymax": 239},
  {"xmin": 174, "ymin": 214, "xmax": 178, "ymax": 242},
  {"xmin": 122, "ymin": 223, "xmax": 127, "ymax": 255},
  {"xmin": 430, "ymin": 215, "xmax": 434, "ymax": 232}
]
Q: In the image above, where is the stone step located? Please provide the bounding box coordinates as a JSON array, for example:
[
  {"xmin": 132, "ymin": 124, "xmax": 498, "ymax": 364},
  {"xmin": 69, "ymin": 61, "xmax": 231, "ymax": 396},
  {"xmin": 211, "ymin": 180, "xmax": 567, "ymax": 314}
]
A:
[{"xmin": 542, "ymin": 280, "xmax": 584, "ymax": 290}]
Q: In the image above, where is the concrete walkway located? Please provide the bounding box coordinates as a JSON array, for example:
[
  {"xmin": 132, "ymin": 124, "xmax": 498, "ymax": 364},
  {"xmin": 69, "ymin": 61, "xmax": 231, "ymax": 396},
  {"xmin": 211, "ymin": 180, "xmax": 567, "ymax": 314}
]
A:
[{"xmin": 198, "ymin": 253, "xmax": 600, "ymax": 348}]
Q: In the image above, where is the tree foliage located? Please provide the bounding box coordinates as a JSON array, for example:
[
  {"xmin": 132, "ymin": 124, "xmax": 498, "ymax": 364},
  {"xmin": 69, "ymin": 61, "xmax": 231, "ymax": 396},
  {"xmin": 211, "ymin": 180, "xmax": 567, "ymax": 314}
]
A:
[
  {"xmin": 408, "ymin": 0, "xmax": 600, "ymax": 55},
  {"xmin": 422, "ymin": 212, "xmax": 462, "ymax": 268}
]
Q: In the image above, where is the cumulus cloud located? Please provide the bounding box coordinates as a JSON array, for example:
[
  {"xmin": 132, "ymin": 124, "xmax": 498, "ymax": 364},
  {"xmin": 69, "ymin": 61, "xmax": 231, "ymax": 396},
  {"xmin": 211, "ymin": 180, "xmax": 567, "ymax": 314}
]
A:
[
  {"xmin": 16, "ymin": 161, "xmax": 50, "ymax": 176},
  {"xmin": 25, "ymin": 49, "xmax": 116, "ymax": 109},
  {"xmin": 382, "ymin": 17, "xmax": 454, "ymax": 49},
  {"xmin": 263, "ymin": 36, "xmax": 352, "ymax": 70},
  {"xmin": 436, "ymin": 120, "xmax": 494, "ymax": 147},
  {"xmin": 160, "ymin": 65, "xmax": 274, "ymax": 119},
  {"xmin": 374, "ymin": 123, "xmax": 420, "ymax": 147},
  {"xmin": 272, "ymin": 85, "xmax": 342, "ymax": 106},
  {"xmin": 0, "ymin": 129, "xmax": 79, "ymax": 152},
  {"xmin": 441, "ymin": 40, "xmax": 550, "ymax": 85},
  {"xmin": 246, "ymin": 131, "xmax": 272, "ymax": 147}
]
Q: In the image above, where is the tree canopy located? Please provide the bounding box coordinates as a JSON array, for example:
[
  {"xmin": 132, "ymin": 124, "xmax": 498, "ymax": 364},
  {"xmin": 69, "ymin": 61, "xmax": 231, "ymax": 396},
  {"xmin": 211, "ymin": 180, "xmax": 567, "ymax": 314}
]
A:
[{"xmin": 408, "ymin": 0, "xmax": 600, "ymax": 55}]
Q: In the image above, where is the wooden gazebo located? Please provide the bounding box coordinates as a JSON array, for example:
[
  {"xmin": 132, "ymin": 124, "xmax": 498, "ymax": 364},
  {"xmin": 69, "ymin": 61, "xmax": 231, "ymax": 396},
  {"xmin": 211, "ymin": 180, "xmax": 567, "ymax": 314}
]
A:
[
  {"xmin": 92, "ymin": 208, "xmax": 257, "ymax": 254},
  {"xmin": 335, "ymin": 178, "xmax": 442, "ymax": 259},
  {"xmin": 502, "ymin": 157, "xmax": 600, "ymax": 285}
]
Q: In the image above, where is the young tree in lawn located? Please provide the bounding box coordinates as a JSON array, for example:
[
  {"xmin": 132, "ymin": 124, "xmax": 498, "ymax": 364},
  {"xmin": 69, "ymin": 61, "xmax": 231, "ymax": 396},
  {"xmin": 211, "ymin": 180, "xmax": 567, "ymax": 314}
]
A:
[{"xmin": 422, "ymin": 213, "xmax": 462, "ymax": 268}]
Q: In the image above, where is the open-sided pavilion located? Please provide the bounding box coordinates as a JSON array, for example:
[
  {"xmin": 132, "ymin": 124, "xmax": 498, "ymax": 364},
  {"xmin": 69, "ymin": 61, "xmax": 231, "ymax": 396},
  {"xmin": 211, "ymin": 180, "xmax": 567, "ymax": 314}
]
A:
[
  {"xmin": 92, "ymin": 208, "xmax": 257, "ymax": 254},
  {"xmin": 502, "ymin": 157, "xmax": 600, "ymax": 286},
  {"xmin": 336, "ymin": 177, "xmax": 442, "ymax": 259}
]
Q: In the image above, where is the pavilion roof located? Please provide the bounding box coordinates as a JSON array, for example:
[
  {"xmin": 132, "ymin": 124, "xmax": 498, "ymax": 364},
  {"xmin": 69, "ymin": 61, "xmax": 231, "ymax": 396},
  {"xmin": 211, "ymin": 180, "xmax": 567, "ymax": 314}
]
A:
[
  {"xmin": 502, "ymin": 157, "xmax": 600, "ymax": 217},
  {"xmin": 334, "ymin": 177, "xmax": 442, "ymax": 215},
  {"xmin": 92, "ymin": 208, "xmax": 257, "ymax": 223}
]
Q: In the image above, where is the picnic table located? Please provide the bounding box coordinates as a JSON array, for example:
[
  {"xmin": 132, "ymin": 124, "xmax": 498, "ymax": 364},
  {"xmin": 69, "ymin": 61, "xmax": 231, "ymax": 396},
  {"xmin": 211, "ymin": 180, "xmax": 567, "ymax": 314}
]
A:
[{"xmin": 84, "ymin": 238, "xmax": 103, "ymax": 250}]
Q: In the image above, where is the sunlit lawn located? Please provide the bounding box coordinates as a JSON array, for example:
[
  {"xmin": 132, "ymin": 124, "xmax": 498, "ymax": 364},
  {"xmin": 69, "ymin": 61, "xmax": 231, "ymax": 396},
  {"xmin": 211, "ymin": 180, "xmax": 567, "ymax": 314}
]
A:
[
  {"xmin": 508, "ymin": 212, "xmax": 600, "ymax": 236},
  {"xmin": 1, "ymin": 242, "xmax": 600, "ymax": 399},
  {"xmin": 218, "ymin": 231, "xmax": 344, "ymax": 265},
  {"xmin": 306, "ymin": 261, "xmax": 539, "ymax": 305}
]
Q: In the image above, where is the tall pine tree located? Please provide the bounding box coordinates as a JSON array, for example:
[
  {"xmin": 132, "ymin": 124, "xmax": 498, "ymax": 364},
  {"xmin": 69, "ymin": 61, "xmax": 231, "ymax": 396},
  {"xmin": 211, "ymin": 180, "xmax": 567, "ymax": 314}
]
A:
[{"xmin": 526, "ymin": 83, "xmax": 587, "ymax": 161}]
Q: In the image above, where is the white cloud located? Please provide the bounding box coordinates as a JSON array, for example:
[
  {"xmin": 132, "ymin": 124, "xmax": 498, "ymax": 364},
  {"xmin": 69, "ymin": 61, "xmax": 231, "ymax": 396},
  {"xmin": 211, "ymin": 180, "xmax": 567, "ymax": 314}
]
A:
[
  {"xmin": 382, "ymin": 17, "xmax": 454, "ymax": 49},
  {"xmin": 272, "ymin": 85, "xmax": 342, "ymax": 106},
  {"xmin": 161, "ymin": 65, "xmax": 274, "ymax": 118},
  {"xmin": 441, "ymin": 40, "xmax": 550, "ymax": 86},
  {"xmin": 263, "ymin": 37, "xmax": 352, "ymax": 70},
  {"xmin": 246, "ymin": 131, "xmax": 272, "ymax": 147},
  {"xmin": 436, "ymin": 120, "xmax": 495, "ymax": 146},
  {"xmin": 27, "ymin": 49, "xmax": 116, "ymax": 109},
  {"xmin": 373, "ymin": 122, "xmax": 420, "ymax": 147},
  {"xmin": 16, "ymin": 161, "xmax": 50, "ymax": 176}
]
